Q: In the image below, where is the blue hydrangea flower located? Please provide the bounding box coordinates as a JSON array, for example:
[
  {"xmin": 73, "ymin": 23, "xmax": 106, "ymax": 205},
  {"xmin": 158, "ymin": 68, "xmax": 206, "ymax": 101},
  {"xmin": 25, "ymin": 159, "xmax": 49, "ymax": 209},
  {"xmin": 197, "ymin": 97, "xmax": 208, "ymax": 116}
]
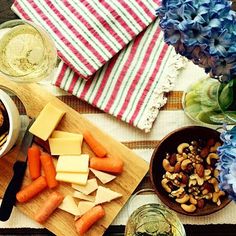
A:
[
  {"xmin": 217, "ymin": 126, "xmax": 236, "ymax": 200},
  {"xmin": 156, "ymin": 0, "xmax": 236, "ymax": 82}
]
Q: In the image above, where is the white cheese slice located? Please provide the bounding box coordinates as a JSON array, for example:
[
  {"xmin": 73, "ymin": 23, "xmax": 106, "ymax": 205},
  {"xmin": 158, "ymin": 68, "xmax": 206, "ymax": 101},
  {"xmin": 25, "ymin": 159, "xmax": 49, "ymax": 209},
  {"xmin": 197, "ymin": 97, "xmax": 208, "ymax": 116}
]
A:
[
  {"xmin": 49, "ymin": 137, "xmax": 83, "ymax": 155},
  {"xmin": 58, "ymin": 195, "xmax": 80, "ymax": 216},
  {"xmin": 90, "ymin": 168, "xmax": 116, "ymax": 184},
  {"xmin": 95, "ymin": 186, "xmax": 122, "ymax": 205},
  {"xmin": 56, "ymin": 154, "xmax": 89, "ymax": 173},
  {"xmin": 51, "ymin": 130, "xmax": 83, "ymax": 139},
  {"xmin": 56, "ymin": 172, "xmax": 88, "ymax": 185},
  {"xmin": 72, "ymin": 178, "xmax": 98, "ymax": 195},
  {"xmin": 73, "ymin": 191, "xmax": 95, "ymax": 202},
  {"xmin": 77, "ymin": 201, "xmax": 96, "ymax": 216}
]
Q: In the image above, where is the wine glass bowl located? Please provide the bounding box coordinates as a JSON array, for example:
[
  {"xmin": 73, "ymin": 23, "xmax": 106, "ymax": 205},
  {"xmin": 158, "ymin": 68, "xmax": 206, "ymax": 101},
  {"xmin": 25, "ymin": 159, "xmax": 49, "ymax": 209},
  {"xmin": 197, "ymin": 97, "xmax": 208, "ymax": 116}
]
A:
[{"xmin": 0, "ymin": 19, "xmax": 57, "ymax": 83}]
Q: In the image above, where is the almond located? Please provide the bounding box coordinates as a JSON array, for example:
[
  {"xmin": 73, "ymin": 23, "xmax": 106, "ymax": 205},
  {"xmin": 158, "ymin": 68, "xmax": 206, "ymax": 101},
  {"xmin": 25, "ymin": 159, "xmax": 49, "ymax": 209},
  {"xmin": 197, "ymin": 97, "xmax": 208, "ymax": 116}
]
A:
[
  {"xmin": 169, "ymin": 153, "xmax": 177, "ymax": 166},
  {"xmin": 197, "ymin": 199, "xmax": 205, "ymax": 209},
  {"xmin": 196, "ymin": 164, "xmax": 204, "ymax": 178},
  {"xmin": 200, "ymin": 147, "xmax": 209, "ymax": 158}
]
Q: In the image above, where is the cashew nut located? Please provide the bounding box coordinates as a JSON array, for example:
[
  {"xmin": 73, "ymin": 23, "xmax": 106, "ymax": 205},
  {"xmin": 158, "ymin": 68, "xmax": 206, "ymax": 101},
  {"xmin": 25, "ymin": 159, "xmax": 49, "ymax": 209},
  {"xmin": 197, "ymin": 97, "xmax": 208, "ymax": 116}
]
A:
[
  {"xmin": 214, "ymin": 169, "xmax": 220, "ymax": 178},
  {"xmin": 208, "ymin": 177, "xmax": 220, "ymax": 192},
  {"xmin": 177, "ymin": 143, "xmax": 189, "ymax": 154},
  {"xmin": 181, "ymin": 159, "xmax": 192, "ymax": 170},
  {"xmin": 206, "ymin": 153, "xmax": 219, "ymax": 165},
  {"xmin": 162, "ymin": 159, "xmax": 175, "ymax": 172},
  {"xmin": 161, "ymin": 178, "xmax": 172, "ymax": 193},
  {"xmin": 190, "ymin": 174, "xmax": 204, "ymax": 186},
  {"xmin": 213, "ymin": 191, "xmax": 225, "ymax": 206},
  {"xmin": 181, "ymin": 203, "xmax": 197, "ymax": 213},
  {"xmin": 176, "ymin": 154, "xmax": 184, "ymax": 162},
  {"xmin": 176, "ymin": 194, "xmax": 190, "ymax": 203},
  {"xmin": 189, "ymin": 195, "xmax": 197, "ymax": 205},
  {"xmin": 171, "ymin": 187, "xmax": 185, "ymax": 198},
  {"xmin": 201, "ymin": 193, "xmax": 213, "ymax": 200},
  {"xmin": 209, "ymin": 142, "xmax": 221, "ymax": 152},
  {"xmin": 202, "ymin": 189, "xmax": 209, "ymax": 195}
]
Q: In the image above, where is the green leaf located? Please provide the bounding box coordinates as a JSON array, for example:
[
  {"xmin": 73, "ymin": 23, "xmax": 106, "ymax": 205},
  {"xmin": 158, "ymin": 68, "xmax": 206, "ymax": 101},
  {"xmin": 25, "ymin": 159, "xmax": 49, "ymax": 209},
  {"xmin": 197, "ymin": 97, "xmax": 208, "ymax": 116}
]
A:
[{"xmin": 218, "ymin": 83, "xmax": 234, "ymax": 111}]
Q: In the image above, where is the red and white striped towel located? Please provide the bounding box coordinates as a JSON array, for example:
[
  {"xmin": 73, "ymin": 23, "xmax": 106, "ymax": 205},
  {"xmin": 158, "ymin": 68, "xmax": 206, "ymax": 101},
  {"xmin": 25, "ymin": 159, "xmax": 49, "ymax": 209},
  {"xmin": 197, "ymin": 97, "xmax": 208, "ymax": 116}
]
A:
[
  {"xmin": 52, "ymin": 19, "xmax": 184, "ymax": 132},
  {"xmin": 12, "ymin": 0, "xmax": 157, "ymax": 79}
]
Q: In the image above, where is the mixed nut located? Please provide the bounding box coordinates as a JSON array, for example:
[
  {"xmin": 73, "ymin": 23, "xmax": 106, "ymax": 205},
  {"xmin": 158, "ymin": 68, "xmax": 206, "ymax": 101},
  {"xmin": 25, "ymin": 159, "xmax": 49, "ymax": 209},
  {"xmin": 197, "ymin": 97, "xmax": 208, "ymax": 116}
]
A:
[
  {"xmin": 161, "ymin": 138, "xmax": 226, "ymax": 213},
  {"xmin": 0, "ymin": 101, "xmax": 9, "ymax": 150}
]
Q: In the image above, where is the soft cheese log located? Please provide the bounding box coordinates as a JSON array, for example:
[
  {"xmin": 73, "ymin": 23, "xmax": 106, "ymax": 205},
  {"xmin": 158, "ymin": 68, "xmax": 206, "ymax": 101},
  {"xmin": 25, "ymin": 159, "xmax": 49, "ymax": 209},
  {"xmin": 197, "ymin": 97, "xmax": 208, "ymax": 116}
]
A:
[
  {"xmin": 49, "ymin": 137, "xmax": 83, "ymax": 155},
  {"xmin": 29, "ymin": 103, "xmax": 65, "ymax": 141},
  {"xmin": 56, "ymin": 154, "xmax": 89, "ymax": 173}
]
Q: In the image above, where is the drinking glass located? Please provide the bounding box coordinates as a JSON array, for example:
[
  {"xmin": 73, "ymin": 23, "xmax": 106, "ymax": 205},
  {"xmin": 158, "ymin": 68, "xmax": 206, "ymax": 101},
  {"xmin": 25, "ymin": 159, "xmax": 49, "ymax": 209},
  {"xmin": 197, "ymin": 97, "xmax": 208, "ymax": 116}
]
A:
[
  {"xmin": 125, "ymin": 189, "xmax": 186, "ymax": 236},
  {"xmin": 182, "ymin": 76, "xmax": 236, "ymax": 125},
  {"xmin": 0, "ymin": 20, "xmax": 57, "ymax": 83}
]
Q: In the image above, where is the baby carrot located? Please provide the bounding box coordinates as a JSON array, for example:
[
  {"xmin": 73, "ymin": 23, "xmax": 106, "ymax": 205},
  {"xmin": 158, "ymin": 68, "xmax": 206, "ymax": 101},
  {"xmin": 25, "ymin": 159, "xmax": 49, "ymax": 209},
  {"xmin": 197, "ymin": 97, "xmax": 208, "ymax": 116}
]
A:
[
  {"xmin": 89, "ymin": 156, "xmax": 124, "ymax": 174},
  {"xmin": 40, "ymin": 153, "xmax": 58, "ymax": 188},
  {"xmin": 28, "ymin": 145, "xmax": 41, "ymax": 180},
  {"xmin": 83, "ymin": 130, "xmax": 107, "ymax": 157},
  {"xmin": 16, "ymin": 176, "xmax": 47, "ymax": 203},
  {"xmin": 35, "ymin": 191, "xmax": 64, "ymax": 223},
  {"xmin": 75, "ymin": 205, "xmax": 105, "ymax": 235}
]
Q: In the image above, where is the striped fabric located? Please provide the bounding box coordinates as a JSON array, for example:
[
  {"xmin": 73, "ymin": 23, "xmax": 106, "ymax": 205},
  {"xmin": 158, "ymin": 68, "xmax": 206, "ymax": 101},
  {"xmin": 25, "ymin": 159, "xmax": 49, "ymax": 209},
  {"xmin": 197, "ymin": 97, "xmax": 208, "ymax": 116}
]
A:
[
  {"xmin": 52, "ymin": 19, "xmax": 177, "ymax": 132},
  {"xmin": 12, "ymin": 0, "xmax": 157, "ymax": 79}
]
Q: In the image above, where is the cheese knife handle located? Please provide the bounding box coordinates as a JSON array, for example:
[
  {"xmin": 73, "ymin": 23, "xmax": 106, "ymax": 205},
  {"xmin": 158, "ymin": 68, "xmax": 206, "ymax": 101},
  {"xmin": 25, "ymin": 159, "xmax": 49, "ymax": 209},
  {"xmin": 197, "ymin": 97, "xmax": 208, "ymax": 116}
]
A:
[{"xmin": 0, "ymin": 161, "xmax": 27, "ymax": 221}]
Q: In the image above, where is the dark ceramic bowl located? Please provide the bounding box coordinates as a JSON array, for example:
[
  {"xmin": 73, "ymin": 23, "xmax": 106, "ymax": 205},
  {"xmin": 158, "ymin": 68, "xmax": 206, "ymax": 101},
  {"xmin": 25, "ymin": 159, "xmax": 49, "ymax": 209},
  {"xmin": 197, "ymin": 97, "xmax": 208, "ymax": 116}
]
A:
[{"xmin": 150, "ymin": 126, "xmax": 231, "ymax": 216}]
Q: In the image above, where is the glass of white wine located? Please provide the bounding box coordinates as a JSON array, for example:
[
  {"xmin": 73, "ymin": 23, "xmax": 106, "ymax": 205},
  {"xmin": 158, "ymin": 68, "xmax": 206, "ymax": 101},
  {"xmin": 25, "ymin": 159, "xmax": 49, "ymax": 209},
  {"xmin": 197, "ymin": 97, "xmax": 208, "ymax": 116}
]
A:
[
  {"xmin": 0, "ymin": 19, "xmax": 57, "ymax": 83},
  {"xmin": 125, "ymin": 189, "xmax": 186, "ymax": 236}
]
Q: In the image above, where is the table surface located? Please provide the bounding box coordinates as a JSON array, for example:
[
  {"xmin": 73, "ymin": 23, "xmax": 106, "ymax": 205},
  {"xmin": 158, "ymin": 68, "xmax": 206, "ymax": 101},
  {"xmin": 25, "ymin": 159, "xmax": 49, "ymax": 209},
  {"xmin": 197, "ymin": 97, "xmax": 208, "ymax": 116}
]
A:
[{"xmin": 0, "ymin": 1, "xmax": 236, "ymax": 236}]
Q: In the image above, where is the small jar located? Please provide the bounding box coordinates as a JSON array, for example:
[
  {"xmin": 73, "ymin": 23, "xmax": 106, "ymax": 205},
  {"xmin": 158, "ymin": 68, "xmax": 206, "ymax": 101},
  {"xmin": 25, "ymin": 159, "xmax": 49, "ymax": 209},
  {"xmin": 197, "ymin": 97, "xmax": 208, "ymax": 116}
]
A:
[{"xmin": 125, "ymin": 203, "xmax": 185, "ymax": 236}]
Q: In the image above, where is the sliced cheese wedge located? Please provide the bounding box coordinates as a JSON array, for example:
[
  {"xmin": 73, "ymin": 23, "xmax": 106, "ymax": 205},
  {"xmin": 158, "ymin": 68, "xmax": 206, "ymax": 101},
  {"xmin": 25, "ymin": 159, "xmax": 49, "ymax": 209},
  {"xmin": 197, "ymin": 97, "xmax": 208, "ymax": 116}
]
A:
[
  {"xmin": 56, "ymin": 154, "xmax": 89, "ymax": 173},
  {"xmin": 73, "ymin": 191, "xmax": 95, "ymax": 202},
  {"xmin": 29, "ymin": 103, "xmax": 65, "ymax": 141},
  {"xmin": 56, "ymin": 172, "xmax": 88, "ymax": 185},
  {"xmin": 77, "ymin": 201, "xmax": 96, "ymax": 216},
  {"xmin": 95, "ymin": 186, "xmax": 122, "ymax": 205},
  {"xmin": 90, "ymin": 168, "xmax": 116, "ymax": 184},
  {"xmin": 49, "ymin": 137, "xmax": 83, "ymax": 155},
  {"xmin": 51, "ymin": 130, "xmax": 83, "ymax": 139},
  {"xmin": 58, "ymin": 195, "xmax": 80, "ymax": 216},
  {"xmin": 72, "ymin": 178, "xmax": 98, "ymax": 195}
]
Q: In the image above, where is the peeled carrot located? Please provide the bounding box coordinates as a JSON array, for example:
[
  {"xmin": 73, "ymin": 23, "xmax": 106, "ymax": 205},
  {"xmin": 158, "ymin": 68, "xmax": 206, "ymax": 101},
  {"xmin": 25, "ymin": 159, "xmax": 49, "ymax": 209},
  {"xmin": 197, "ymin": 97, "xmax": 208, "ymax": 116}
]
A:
[
  {"xmin": 83, "ymin": 130, "xmax": 107, "ymax": 157},
  {"xmin": 40, "ymin": 153, "xmax": 58, "ymax": 188},
  {"xmin": 75, "ymin": 205, "xmax": 105, "ymax": 235},
  {"xmin": 28, "ymin": 145, "xmax": 41, "ymax": 180},
  {"xmin": 90, "ymin": 156, "xmax": 124, "ymax": 174},
  {"xmin": 16, "ymin": 176, "xmax": 47, "ymax": 203},
  {"xmin": 35, "ymin": 191, "xmax": 64, "ymax": 223}
]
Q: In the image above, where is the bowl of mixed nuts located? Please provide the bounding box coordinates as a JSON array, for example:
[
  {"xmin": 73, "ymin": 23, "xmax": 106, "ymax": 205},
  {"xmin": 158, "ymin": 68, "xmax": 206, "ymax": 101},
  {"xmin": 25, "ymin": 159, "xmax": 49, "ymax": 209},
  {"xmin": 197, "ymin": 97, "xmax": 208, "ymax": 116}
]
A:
[{"xmin": 150, "ymin": 126, "xmax": 231, "ymax": 216}]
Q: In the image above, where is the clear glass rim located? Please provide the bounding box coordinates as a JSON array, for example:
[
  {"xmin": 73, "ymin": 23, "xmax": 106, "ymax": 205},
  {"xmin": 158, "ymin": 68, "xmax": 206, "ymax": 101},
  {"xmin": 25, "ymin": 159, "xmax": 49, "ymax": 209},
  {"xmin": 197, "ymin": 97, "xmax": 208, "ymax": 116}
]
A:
[{"xmin": 0, "ymin": 19, "xmax": 57, "ymax": 80}]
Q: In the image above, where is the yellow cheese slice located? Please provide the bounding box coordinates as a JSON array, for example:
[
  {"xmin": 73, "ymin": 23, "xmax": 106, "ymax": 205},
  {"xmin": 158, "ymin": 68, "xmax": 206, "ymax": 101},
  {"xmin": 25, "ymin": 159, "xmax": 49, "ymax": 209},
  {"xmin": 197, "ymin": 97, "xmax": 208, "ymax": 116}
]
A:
[
  {"xmin": 90, "ymin": 168, "xmax": 116, "ymax": 184},
  {"xmin": 58, "ymin": 195, "xmax": 80, "ymax": 216},
  {"xmin": 49, "ymin": 137, "xmax": 83, "ymax": 155},
  {"xmin": 77, "ymin": 201, "xmax": 95, "ymax": 216},
  {"xmin": 73, "ymin": 191, "xmax": 95, "ymax": 202},
  {"xmin": 72, "ymin": 178, "xmax": 98, "ymax": 195},
  {"xmin": 51, "ymin": 130, "xmax": 83, "ymax": 139},
  {"xmin": 56, "ymin": 154, "xmax": 89, "ymax": 173},
  {"xmin": 95, "ymin": 186, "xmax": 122, "ymax": 205},
  {"xmin": 29, "ymin": 103, "xmax": 65, "ymax": 141},
  {"xmin": 56, "ymin": 172, "xmax": 88, "ymax": 185}
]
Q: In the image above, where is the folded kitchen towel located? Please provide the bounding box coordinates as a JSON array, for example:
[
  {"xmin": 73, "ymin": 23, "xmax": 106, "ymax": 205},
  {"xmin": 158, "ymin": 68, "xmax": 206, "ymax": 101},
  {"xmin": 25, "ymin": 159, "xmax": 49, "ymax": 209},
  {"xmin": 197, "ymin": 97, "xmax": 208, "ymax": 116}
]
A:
[
  {"xmin": 52, "ymin": 19, "xmax": 186, "ymax": 132},
  {"xmin": 12, "ymin": 0, "xmax": 157, "ymax": 79}
]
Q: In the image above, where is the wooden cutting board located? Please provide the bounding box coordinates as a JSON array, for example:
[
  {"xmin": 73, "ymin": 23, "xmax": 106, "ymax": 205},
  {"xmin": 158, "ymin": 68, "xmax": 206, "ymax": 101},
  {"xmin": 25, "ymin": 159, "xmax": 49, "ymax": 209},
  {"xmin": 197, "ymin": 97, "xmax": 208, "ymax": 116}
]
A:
[{"xmin": 0, "ymin": 77, "xmax": 149, "ymax": 236}]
